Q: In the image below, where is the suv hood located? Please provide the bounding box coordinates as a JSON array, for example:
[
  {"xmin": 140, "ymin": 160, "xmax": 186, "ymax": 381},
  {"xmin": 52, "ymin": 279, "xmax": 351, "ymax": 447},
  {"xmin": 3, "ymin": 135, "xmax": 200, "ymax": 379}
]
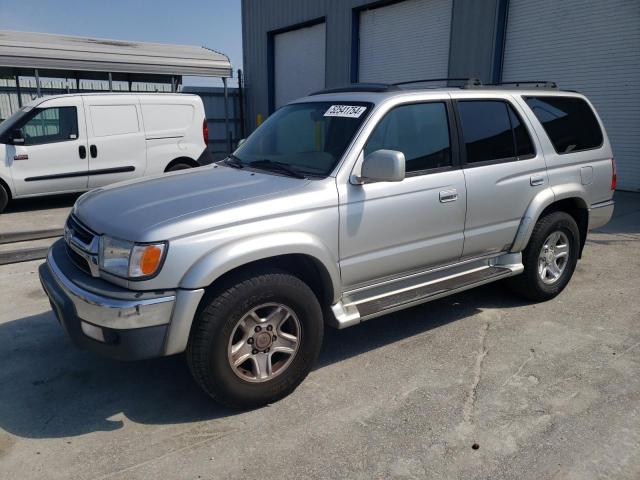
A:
[{"xmin": 75, "ymin": 165, "xmax": 309, "ymax": 241}]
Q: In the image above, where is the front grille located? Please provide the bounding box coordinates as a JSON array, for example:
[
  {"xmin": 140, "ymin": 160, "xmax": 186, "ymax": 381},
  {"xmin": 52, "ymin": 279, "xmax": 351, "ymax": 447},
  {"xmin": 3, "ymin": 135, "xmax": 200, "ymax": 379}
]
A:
[
  {"xmin": 66, "ymin": 215, "xmax": 94, "ymax": 245},
  {"xmin": 66, "ymin": 245, "xmax": 92, "ymax": 275}
]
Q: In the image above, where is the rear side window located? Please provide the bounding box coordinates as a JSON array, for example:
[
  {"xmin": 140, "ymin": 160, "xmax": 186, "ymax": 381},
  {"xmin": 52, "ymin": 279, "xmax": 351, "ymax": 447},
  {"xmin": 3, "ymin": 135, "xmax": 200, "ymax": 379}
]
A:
[
  {"xmin": 364, "ymin": 102, "xmax": 452, "ymax": 173},
  {"xmin": 525, "ymin": 96, "xmax": 603, "ymax": 154},
  {"xmin": 90, "ymin": 105, "xmax": 139, "ymax": 137},
  {"xmin": 457, "ymin": 100, "xmax": 535, "ymax": 164}
]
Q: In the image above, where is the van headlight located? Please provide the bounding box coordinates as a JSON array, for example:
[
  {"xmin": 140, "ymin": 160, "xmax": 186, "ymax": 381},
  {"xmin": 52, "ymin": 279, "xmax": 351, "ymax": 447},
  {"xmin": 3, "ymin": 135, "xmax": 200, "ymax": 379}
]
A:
[{"xmin": 100, "ymin": 236, "xmax": 167, "ymax": 279}]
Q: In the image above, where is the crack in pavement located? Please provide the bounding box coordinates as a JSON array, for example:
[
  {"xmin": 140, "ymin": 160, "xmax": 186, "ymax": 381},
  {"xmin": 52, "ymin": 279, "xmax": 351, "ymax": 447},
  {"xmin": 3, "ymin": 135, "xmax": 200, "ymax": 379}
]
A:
[{"xmin": 463, "ymin": 322, "xmax": 489, "ymax": 423}]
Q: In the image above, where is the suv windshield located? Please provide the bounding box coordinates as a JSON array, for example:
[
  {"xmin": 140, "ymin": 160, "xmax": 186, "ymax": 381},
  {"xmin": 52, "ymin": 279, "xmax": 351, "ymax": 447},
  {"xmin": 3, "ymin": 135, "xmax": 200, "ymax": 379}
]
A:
[{"xmin": 232, "ymin": 102, "xmax": 372, "ymax": 177}]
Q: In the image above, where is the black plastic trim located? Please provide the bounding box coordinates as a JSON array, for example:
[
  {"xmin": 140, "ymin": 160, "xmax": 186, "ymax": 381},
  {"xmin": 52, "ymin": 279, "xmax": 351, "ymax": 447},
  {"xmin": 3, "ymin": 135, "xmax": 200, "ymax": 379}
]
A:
[{"xmin": 25, "ymin": 166, "xmax": 135, "ymax": 182}]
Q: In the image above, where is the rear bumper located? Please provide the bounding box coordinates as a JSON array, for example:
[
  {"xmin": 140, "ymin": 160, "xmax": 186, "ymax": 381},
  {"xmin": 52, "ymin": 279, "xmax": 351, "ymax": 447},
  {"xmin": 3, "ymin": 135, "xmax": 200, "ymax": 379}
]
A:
[
  {"xmin": 39, "ymin": 239, "xmax": 203, "ymax": 361},
  {"xmin": 588, "ymin": 199, "xmax": 615, "ymax": 230}
]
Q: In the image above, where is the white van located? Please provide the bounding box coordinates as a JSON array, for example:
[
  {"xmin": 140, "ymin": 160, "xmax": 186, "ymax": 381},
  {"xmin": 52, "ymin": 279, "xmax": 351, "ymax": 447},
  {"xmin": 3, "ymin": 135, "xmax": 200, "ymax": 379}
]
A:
[{"xmin": 0, "ymin": 93, "xmax": 211, "ymax": 212}]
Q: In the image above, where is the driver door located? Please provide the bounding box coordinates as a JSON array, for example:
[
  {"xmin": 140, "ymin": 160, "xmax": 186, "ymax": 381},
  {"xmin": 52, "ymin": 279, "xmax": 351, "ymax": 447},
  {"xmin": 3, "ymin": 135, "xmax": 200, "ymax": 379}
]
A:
[
  {"xmin": 9, "ymin": 96, "xmax": 88, "ymax": 196},
  {"xmin": 339, "ymin": 100, "xmax": 466, "ymax": 289}
]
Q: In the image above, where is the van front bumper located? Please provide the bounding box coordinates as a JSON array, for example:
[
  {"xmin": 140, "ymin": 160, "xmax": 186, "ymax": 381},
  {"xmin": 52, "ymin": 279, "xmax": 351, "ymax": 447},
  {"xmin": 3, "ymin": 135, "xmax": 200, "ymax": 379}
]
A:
[{"xmin": 39, "ymin": 239, "xmax": 203, "ymax": 361}]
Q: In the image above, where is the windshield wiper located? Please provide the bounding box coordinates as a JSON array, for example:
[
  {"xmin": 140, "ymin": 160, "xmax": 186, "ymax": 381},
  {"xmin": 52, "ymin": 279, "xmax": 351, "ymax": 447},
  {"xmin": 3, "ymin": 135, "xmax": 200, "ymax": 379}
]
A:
[
  {"xmin": 249, "ymin": 159, "xmax": 307, "ymax": 179},
  {"xmin": 220, "ymin": 154, "xmax": 244, "ymax": 169}
]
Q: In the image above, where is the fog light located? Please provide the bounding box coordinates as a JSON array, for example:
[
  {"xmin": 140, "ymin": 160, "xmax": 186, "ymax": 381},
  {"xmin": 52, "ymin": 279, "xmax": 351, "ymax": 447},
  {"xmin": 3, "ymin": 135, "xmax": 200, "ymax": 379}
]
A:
[{"xmin": 81, "ymin": 321, "xmax": 105, "ymax": 342}]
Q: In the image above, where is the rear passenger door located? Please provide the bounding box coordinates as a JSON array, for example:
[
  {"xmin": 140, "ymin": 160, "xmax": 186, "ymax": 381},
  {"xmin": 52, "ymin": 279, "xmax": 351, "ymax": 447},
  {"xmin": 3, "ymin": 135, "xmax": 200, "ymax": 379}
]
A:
[
  {"xmin": 84, "ymin": 96, "xmax": 146, "ymax": 188},
  {"xmin": 452, "ymin": 95, "xmax": 548, "ymax": 258}
]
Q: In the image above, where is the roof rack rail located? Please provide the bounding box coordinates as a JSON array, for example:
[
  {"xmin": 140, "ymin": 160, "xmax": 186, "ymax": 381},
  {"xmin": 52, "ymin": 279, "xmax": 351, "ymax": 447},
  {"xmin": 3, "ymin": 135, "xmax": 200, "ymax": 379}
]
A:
[
  {"xmin": 467, "ymin": 80, "xmax": 558, "ymax": 90},
  {"xmin": 392, "ymin": 78, "xmax": 482, "ymax": 88},
  {"xmin": 309, "ymin": 83, "xmax": 399, "ymax": 95}
]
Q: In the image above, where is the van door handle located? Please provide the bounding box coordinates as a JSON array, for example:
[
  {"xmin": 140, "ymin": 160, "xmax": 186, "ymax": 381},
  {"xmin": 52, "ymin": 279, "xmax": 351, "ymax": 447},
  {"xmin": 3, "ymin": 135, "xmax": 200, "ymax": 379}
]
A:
[
  {"xmin": 439, "ymin": 189, "xmax": 458, "ymax": 203},
  {"xmin": 79, "ymin": 146, "xmax": 86, "ymax": 159},
  {"xmin": 530, "ymin": 175, "xmax": 544, "ymax": 186},
  {"xmin": 89, "ymin": 145, "xmax": 97, "ymax": 158}
]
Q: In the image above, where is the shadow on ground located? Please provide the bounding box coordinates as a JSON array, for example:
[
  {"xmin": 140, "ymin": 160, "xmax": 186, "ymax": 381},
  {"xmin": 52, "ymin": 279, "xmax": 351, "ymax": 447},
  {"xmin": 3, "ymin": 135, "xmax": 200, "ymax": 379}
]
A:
[{"xmin": 0, "ymin": 282, "xmax": 527, "ymax": 440}]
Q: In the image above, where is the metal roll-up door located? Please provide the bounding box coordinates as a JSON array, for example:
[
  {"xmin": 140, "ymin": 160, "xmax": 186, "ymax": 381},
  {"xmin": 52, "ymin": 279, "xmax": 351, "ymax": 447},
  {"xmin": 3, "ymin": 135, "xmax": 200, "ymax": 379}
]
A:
[
  {"xmin": 274, "ymin": 22, "xmax": 326, "ymax": 108},
  {"xmin": 358, "ymin": 0, "xmax": 453, "ymax": 84},
  {"xmin": 502, "ymin": 0, "xmax": 640, "ymax": 191}
]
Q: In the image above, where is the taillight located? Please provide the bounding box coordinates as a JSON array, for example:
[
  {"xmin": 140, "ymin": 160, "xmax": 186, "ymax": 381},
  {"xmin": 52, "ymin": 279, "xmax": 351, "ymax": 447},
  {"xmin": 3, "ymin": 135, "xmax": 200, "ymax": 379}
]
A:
[
  {"xmin": 202, "ymin": 119, "xmax": 209, "ymax": 147},
  {"xmin": 611, "ymin": 158, "xmax": 617, "ymax": 191}
]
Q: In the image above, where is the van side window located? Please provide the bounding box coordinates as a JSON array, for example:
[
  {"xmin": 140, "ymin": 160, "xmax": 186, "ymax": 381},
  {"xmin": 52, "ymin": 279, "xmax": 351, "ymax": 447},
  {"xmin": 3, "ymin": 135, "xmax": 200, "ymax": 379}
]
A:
[
  {"xmin": 364, "ymin": 102, "xmax": 452, "ymax": 173},
  {"xmin": 524, "ymin": 96, "xmax": 603, "ymax": 154},
  {"xmin": 458, "ymin": 100, "xmax": 535, "ymax": 164},
  {"xmin": 20, "ymin": 107, "xmax": 78, "ymax": 146}
]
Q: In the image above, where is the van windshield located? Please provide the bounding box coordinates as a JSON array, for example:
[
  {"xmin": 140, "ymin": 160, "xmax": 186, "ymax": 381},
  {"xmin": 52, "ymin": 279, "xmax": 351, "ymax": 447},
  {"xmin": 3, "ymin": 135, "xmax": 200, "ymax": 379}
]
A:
[
  {"xmin": 0, "ymin": 106, "xmax": 33, "ymax": 141},
  {"xmin": 231, "ymin": 102, "xmax": 372, "ymax": 177}
]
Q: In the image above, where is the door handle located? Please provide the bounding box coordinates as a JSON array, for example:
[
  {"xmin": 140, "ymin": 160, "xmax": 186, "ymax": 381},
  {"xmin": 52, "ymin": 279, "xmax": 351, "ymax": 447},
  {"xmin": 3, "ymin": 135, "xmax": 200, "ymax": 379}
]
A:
[
  {"xmin": 79, "ymin": 146, "xmax": 86, "ymax": 159},
  {"xmin": 89, "ymin": 145, "xmax": 97, "ymax": 158},
  {"xmin": 530, "ymin": 176, "xmax": 544, "ymax": 186},
  {"xmin": 439, "ymin": 189, "xmax": 458, "ymax": 203}
]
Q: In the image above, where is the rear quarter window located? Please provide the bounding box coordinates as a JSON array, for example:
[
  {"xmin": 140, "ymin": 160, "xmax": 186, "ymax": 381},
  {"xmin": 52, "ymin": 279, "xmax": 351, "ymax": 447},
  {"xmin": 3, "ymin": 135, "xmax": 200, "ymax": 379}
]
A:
[
  {"xmin": 141, "ymin": 104, "xmax": 195, "ymax": 133},
  {"xmin": 524, "ymin": 96, "xmax": 603, "ymax": 154}
]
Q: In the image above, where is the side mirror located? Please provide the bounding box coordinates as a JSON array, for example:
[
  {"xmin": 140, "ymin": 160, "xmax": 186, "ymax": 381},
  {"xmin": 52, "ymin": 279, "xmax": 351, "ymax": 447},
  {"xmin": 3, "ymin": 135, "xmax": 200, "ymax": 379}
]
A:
[
  {"xmin": 10, "ymin": 129, "xmax": 25, "ymax": 145},
  {"xmin": 359, "ymin": 149, "xmax": 405, "ymax": 183}
]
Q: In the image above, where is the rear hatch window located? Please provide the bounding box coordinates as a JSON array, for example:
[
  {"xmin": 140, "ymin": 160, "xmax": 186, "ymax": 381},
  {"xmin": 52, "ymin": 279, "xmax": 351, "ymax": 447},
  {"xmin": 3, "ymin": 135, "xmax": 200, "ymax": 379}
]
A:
[{"xmin": 524, "ymin": 96, "xmax": 603, "ymax": 154}]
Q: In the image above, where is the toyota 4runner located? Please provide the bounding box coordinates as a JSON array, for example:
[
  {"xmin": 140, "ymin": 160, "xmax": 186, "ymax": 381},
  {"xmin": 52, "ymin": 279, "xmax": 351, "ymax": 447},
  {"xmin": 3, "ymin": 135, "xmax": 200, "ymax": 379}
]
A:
[{"xmin": 39, "ymin": 81, "xmax": 616, "ymax": 408}]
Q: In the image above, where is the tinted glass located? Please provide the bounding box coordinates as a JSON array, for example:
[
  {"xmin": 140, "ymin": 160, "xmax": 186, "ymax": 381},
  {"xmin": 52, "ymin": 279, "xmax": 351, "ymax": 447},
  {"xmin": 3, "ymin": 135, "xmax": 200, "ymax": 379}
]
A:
[
  {"xmin": 235, "ymin": 102, "xmax": 371, "ymax": 176},
  {"xmin": 458, "ymin": 101, "xmax": 514, "ymax": 163},
  {"xmin": 507, "ymin": 105, "xmax": 535, "ymax": 158},
  {"xmin": 20, "ymin": 107, "xmax": 78, "ymax": 145},
  {"xmin": 364, "ymin": 102, "xmax": 451, "ymax": 173},
  {"xmin": 525, "ymin": 96, "xmax": 603, "ymax": 154}
]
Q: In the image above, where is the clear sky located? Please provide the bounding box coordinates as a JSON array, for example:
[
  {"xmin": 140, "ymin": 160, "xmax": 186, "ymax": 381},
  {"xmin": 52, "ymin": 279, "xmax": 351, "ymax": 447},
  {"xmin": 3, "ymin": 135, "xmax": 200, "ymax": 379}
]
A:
[{"xmin": 0, "ymin": 0, "xmax": 243, "ymax": 87}]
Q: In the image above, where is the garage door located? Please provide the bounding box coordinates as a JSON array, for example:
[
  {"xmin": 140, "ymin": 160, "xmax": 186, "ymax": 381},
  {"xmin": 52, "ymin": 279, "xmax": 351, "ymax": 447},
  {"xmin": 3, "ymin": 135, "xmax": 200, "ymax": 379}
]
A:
[
  {"xmin": 502, "ymin": 0, "xmax": 640, "ymax": 191},
  {"xmin": 358, "ymin": 0, "xmax": 453, "ymax": 84},
  {"xmin": 274, "ymin": 22, "xmax": 326, "ymax": 108}
]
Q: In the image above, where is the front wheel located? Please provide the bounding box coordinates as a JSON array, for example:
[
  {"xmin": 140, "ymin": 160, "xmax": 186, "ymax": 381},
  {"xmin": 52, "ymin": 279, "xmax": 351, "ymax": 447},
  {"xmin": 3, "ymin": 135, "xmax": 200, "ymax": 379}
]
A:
[
  {"xmin": 186, "ymin": 269, "xmax": 324, "ymax": 409},
  {"xmin": 508, "ymin": 211, "xmax": 580, "ymax": 301},
  {"xmin": 0, "ymin": 183, "xmax": 9, "ymax": 213}
]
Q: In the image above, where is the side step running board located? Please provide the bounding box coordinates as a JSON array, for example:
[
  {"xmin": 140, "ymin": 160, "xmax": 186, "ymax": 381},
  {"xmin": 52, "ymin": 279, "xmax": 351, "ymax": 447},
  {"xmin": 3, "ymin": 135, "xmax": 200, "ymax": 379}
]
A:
[{"xmin": 330, "ymin": 257, "xmax": 523, "ymax": 328}]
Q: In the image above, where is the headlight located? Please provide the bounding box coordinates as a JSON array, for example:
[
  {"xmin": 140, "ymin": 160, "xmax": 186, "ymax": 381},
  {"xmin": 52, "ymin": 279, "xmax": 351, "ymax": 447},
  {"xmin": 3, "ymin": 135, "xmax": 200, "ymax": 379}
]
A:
[{"xmin": 100, "ymin": 236, "xmax": 166, "ymax": 279}]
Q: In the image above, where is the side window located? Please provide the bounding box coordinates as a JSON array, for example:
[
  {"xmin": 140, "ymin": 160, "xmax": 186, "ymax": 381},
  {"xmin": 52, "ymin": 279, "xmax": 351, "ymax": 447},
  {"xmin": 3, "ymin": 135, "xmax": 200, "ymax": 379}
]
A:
[
  {"xmin": 458, "ymin": 100, "xmax": 536, "ymax": 163},
  {"xmin": 524, "ymin": 96, "xmax": 603, "ymax": 154},
  {"xmin": 20, "ymin": 107, "xmax": 78, "ymax": 146},
  {"xmin": 364, "ymin": 102, "xmax": 452, "ymax": 173}
]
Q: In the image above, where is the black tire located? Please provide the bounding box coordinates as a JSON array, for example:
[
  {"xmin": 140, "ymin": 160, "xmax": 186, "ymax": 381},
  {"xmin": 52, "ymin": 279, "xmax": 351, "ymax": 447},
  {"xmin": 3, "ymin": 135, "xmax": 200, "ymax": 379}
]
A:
[
  {"xmin": 508, "ymin": 211, "xmax": 580, "ymax": 301},
  {"xmin": 0, "ymin": 183, "xmax": 9, "ymax": 213},
  {"xmin": 186, "ymin": 269, "xmax": 324, "ymax": 409},
  {"xmin": 166, "ymin": 162, "xmax": 194, "ymax": 172}
]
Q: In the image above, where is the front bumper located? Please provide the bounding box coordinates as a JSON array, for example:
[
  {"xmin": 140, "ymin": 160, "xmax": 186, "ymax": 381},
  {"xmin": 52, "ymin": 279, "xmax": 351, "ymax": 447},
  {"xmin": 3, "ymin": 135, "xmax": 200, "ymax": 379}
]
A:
[{"xmin": 39, "ymin": 240, "xmax": 195, "ymax": 361}]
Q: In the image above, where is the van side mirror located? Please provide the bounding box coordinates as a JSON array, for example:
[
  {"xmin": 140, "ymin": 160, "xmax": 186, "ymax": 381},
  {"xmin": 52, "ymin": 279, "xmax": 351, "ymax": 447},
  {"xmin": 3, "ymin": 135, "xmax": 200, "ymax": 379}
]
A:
[
  {"xmin": 10, "ymin": 129, "xmax": 25, "ymax": 145},
  {"xmin": 359, "ymin": 149, "xmax": 405, "ymax": 183}
]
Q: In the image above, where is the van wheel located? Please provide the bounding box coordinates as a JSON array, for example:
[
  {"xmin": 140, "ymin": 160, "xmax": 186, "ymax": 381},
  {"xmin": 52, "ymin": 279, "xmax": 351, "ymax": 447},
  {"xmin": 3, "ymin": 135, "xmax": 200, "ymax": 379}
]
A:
[
  {"xmin": 508, "ymin": 211, "xmax": 580, "ymax": 301},
  {"xmin": 187, "ymin": 269, "xmax": 324, "ymax": 409},
  {"xmin": 0, "ymin": 184, "xmax": 9, "ymax": 213},
  {"xmin": 166, "ymin": 162, "xmax": 193, "ymax": 172}
]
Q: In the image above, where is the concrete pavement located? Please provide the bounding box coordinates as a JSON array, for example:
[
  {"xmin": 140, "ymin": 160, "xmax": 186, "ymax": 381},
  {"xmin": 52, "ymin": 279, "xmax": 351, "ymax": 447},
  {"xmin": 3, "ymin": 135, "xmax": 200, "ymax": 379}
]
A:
[{"xmin": 0, "ymin": 192, "xmax": 638, "ymax": 479}]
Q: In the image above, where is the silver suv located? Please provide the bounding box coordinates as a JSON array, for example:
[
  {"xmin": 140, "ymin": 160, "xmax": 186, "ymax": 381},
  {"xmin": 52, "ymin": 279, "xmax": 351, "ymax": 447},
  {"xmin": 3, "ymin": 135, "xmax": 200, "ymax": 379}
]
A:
[{"xmin": 39, "ymin": 81, "xmax": 616, "ymax": 409}]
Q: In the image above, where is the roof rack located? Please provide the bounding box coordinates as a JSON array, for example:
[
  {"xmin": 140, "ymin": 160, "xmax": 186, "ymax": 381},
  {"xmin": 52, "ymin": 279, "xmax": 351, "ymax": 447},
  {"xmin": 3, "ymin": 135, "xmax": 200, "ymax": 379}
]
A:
[
  {"xmin": 392, "ymin": 78, "xmax": 482, "ymax": 88},
  {"xmin": 468, "ymin": 81, "xmax": 558, "ymax": 90},
  {"xmin": 309, "ymin": 83, "xmax": 399, "ymax": 95}
]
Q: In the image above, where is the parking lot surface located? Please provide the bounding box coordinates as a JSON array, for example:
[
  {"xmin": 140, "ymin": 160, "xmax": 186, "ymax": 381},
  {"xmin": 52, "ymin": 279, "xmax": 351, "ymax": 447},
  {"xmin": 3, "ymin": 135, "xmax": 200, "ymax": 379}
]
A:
[{"xmin": 0, "ymin": 193, "xmax": 639, "ymax": 479}]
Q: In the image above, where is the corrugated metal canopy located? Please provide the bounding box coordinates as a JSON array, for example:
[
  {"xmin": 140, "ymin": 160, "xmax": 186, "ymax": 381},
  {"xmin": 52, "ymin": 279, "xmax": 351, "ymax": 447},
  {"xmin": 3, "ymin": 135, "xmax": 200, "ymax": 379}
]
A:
[{"xmin": 0, "ymin": 30, "xmax": 232, "ymax": 77}]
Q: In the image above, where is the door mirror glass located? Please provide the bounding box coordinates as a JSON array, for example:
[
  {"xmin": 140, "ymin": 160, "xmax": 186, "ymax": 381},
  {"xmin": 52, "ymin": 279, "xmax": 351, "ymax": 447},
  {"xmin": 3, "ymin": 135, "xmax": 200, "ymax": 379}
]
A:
[
  {"xmin": 359, "ymin": 149, "xmax": 405, "ymax": 183},
  {"xmin": 10, "ymin": 129, "xmax": 25, "ymax": 144}
]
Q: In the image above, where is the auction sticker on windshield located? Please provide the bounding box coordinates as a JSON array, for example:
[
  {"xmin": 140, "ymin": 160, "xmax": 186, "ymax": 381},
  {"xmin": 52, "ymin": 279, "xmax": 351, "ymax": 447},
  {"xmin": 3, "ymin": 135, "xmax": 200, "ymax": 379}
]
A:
[{"xmin": 324, "ymin": 105, "xmax": 367, "ymax": 118}]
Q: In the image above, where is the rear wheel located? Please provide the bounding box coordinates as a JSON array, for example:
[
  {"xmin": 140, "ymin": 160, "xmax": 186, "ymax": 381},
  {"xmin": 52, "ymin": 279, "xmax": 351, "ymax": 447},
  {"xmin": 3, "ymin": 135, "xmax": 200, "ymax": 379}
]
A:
[
  {"xmin": 0, "ymin": 184, "xmax": 9, "ymax": 213},
  {"xmin": 187, "ymin": 269, "xmax": 324, "ymax": 409},
  {"xmin": 166, "ymin": 162, "xmax": 194, "ymax": 172},
  {"xmin": 508, "ymin": 211, "xmax": 580, "ymax": 301}
]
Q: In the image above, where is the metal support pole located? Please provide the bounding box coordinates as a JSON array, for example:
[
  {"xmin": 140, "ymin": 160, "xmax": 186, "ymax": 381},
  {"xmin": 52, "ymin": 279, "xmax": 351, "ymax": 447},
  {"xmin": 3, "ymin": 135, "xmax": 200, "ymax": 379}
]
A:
[
  {"xmin": 75, "ymin": 72, "xmax": 80, "ymax": 92},
  {"xmin": 15, "ymin": 72, "xmax": 22, "ymax": 108},
  {"xmin": 238, "ymin": 69, "xmax": 246, "ymax": 139},
  {"xmin": 108, "ymin": 72, "xmax": 113, "ymax": 91},
  {"xmin": 171, "ymin": 76, "xmax": 176, "ymax": 92},
  {"xmin": 34, "ymin": 69, "xmax": 41, "ymax": 97},
  {"xmin": 222, "ymin": 76, "xmax": 231, "ymax": 154}
]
